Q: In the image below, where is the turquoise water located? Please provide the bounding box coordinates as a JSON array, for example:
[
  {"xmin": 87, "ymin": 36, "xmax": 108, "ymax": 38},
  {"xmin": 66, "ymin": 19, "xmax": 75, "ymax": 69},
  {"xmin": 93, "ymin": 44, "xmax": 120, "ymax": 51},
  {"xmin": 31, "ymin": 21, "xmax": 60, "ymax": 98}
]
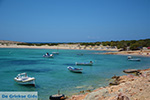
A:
[{"xmin": 0, "ymin": 48, "xmax": 150, "ymax": 100}]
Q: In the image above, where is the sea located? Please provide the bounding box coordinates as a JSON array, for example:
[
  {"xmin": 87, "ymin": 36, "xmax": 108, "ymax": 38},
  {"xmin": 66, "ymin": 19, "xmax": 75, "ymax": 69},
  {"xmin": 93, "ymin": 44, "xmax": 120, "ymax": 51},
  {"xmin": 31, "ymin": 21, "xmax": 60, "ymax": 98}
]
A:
[{"xmin": 0, "ymin": 48, "xmax": 150, "ymax": 100}]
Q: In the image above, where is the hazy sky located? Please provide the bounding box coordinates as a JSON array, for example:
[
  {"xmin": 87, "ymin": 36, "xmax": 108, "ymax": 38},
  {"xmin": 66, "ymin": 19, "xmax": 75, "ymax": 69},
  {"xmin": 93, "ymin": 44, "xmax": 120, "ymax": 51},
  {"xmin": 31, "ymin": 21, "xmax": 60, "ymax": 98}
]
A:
[{"xmin": 0, "ymin": 0, "xmax": 150, "ymax": 42}]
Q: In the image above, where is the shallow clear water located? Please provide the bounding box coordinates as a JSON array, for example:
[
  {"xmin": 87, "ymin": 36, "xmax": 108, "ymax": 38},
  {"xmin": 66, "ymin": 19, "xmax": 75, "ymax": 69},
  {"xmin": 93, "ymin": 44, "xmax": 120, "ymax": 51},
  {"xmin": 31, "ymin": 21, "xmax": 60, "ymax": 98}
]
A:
[{"xmin": 0, "ymin": 48, "xmax": 150, "ymax": 100}]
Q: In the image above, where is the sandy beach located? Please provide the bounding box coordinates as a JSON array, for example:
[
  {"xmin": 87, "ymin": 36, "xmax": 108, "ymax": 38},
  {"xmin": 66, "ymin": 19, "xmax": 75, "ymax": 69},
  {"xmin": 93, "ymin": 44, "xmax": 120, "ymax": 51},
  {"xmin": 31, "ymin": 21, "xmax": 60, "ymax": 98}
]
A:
[
  {"xmin": 1, "ymin": 45, "xmax": 150, "ymax": 57},
  {"xmin": 0, "ymin": 45, "xmax": 65, "ymax": 49},
  {"xmin": 68, "ymin": 68, "xmax": 150, "ymax": 100},
  {"xmin": 0, "ymin": 44, "xmax": 119, "ymax": 51},
  {"xmin": 101, "ymin": 50, "xmax": 150, "ymax": 57}
]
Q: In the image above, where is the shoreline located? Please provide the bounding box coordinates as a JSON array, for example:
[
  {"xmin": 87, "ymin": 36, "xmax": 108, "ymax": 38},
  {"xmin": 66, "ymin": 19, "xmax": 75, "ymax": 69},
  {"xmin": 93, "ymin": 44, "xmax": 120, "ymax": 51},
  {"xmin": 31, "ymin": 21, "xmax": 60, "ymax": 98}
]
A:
[
  {"xmin": 1, "ymin": 45, "xmax": 150, "ymax": 57},
  {"xmin": 0, "ymin": 45, "xmax": 119, "ymax": 51},
  {"xmin": 101, "ymin": 50, "xmax": 150, "ymax": 57},
  {"xmin": 68, "ymin": 68, "xmax": 150, "ymax": 100}
]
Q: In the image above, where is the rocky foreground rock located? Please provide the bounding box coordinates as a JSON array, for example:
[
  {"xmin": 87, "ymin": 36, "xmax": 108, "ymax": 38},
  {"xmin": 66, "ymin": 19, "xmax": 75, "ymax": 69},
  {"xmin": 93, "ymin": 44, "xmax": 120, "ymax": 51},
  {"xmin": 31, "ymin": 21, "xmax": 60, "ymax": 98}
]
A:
[{"xmin": 69, "ymin": 68, "xmax": 150, "ymax": 100}]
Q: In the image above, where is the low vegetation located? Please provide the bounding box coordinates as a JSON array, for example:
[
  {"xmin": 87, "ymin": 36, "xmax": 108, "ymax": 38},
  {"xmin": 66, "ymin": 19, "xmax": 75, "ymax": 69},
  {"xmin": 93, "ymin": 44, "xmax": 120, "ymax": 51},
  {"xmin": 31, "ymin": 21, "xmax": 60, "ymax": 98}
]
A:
[
  {"xmin": 17, "ymin": 43, "xmax": 59, "ymax": 46},
  {"xmin": 16, "ymin": 39, "xmax": 150, "ymax": 50}
]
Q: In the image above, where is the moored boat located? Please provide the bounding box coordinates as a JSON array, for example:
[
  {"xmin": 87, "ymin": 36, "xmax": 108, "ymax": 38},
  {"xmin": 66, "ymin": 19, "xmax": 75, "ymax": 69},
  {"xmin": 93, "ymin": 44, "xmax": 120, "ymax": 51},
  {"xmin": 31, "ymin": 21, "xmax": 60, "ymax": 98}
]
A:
[
  {"xmin": 67, "ymin": 66, "xmax": 83, "ymax": 73},
  {"xmin": 52, "ymin": 52, "xmax": 59, "ymax": 55},
  {"xmin": 127, "ymin": 56, "xmax": 141, "ymax": 61},
  {"xmin": 123, "ymin": 69, "xmax": 139, "ymax": 73},
  {"xmin": 49, "ymin": 90, "xmax": 65, "ymax": 100},
  {"xmin": 49, "ymin": 94, "xmax": 65, "ymax": 100},
  {"xmin": 128, "ymin": 58, "xmax": 141, "ymax": 61},
  {"xmin": 76, "ymin": 61, "xmax": 93, "ymax": 66},
  {"xmin": 43, "ymin": 53, "xmax": 54, "ymax": 58},
  {"xmin": 52, "ymin": 48, "xmax": 59, "ymax": 55},
  {"xmin": 14, "ymin": 73, "xmax": 35, "ymax": 86}
]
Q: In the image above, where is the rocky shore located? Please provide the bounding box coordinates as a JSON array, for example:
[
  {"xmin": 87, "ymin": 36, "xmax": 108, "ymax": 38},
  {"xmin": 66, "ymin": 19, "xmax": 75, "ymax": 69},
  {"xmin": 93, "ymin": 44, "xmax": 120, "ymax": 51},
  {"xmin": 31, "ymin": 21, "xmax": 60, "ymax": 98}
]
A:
[{"xmin": 68, "ymin": 68, "xmax": 150, "ymax": 100}]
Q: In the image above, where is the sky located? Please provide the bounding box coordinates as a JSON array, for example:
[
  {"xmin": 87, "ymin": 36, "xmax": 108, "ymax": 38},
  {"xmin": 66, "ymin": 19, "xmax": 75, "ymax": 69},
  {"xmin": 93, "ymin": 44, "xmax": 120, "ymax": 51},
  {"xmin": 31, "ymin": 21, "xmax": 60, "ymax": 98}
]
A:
[{"xmin": 0, "ymin": 0, "xmax": 150, "ymax": 42}]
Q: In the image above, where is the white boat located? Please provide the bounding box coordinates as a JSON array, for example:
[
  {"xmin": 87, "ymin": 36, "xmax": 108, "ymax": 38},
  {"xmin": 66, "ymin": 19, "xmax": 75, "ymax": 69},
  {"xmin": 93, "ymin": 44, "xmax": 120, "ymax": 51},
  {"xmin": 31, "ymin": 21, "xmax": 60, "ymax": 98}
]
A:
[
  {"xmin": 52, "ymin": 52, "xmax": 59, "ymax": 55},
  {"xmin": 127, "ymin": 56, "xmax": 141, "ymax": 61},
  {"xmin": 49, "ymin": 94, "xmax": 65, "ymax": 100},
  {"xmin": 43, "ymin": 53, "xmax": 54, "ymax": 58},
  {"xmin": 128, "ymin": 58, "xmax": 141, "ymax": 61},
  {"xmin": 14, "ymin": 73, "xmax": 35, "ymax": 86},
  {"xmin": 67, "ymin": 66, "xmax": 82, "ymax": 73},
  {"xmin": 76, "ymin": 61, "xmax": 93, "ymax": 66},
  {"xmin": 52, "ymin": 48, "xmax": 59, "ymax": 55}
]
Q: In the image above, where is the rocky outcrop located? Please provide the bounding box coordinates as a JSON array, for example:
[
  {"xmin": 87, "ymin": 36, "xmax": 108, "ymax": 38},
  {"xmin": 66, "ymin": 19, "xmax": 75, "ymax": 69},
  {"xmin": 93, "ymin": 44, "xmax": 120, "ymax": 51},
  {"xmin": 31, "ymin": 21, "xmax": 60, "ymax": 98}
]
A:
[{"xmin": 69, "ymin": 68, "xmax": 150, "ymax": 100}]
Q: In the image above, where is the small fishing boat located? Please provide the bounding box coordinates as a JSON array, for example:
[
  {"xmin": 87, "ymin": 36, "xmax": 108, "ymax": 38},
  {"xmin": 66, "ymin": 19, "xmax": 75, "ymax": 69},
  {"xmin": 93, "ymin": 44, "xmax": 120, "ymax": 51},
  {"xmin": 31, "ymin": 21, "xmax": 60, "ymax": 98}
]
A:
[
  {"xmin": 14, "ymin": 73, "xmax": 35, "ymax": 86},
  {"xmin": 128, "ymin": 58, "xmax": 141, "ymax": 61},
  {"xmin": 127, "ymin": 56, "xmax": 141, "ymax": 61},
  {"xmin": 123, "ymin": 69, "xmax": 139, "ymax": 73},
  {"xmin": 43, "ymin": 53, "xmax": 54, "ymax": 58},
  {"xmin": 49, "ymin": 90, "xmax": 65, "ymax": 100},
  {"xmin": 67, "ymin": 66, "xmax": 83, "ymax": 73},
  {"xmin": 76, "ymin": 61, "xmax": 93, "ymax": 66}
]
